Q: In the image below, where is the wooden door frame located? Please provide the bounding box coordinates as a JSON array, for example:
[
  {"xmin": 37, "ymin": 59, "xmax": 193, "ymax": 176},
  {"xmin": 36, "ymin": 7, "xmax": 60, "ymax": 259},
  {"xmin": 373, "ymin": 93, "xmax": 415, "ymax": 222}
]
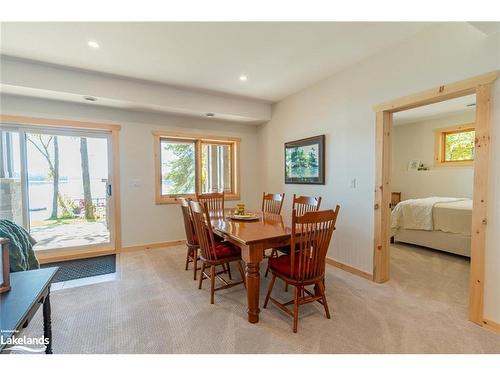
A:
[
  {"xmin": 372, "ymin": 71, "xmax": 498, "ymax": 325},
  {"xmin": 0, "ymin": 114, "xmax": 122, "ymax": 262}
]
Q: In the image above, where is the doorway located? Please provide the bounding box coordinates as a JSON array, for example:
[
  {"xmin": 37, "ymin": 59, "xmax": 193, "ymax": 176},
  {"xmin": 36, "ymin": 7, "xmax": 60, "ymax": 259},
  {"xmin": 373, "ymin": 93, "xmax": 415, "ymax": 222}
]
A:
[
  {"xmin": 372, "ymin": 72, "xmax": 498, "ymax": 326},
  {"xmin": 0, "ymin": 116, "xmax": 121, "ymax": 260}
]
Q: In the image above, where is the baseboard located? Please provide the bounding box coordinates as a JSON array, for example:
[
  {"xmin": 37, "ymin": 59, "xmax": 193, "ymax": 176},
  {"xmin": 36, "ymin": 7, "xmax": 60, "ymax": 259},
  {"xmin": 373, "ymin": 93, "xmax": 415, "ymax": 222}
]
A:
[
  {"xmin": 483, "ymin": 319, "xmax": 500, "ymax": 334},
  {"xmin": 120, "ymin": 240, "xmax": 184, "ymax": 253},
  {"xmin": 326, "ymin": 257, "xmax": 373, "ymax": 281}
]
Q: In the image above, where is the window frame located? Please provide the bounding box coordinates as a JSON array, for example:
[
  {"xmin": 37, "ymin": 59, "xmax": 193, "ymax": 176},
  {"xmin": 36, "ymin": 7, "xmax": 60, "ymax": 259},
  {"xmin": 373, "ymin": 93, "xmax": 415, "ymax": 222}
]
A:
[
  {"xmin": 153, "ymin": 131, "xmax": 240, "ymax": 204},
  {"xmin": 434, "ymin": 123, "xmax": 475, "ymax": 167}
]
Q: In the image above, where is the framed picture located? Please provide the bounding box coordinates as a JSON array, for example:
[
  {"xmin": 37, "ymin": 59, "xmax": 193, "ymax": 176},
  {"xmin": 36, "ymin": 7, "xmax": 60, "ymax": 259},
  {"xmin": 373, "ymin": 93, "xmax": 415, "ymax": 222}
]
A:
[
  {"xmin": 407, "ymin": 159, "xmax": 421, "ymax": 171},
  {"xmin": 285, "ymin": 135, "xmax": 325, "ymax": 184}
]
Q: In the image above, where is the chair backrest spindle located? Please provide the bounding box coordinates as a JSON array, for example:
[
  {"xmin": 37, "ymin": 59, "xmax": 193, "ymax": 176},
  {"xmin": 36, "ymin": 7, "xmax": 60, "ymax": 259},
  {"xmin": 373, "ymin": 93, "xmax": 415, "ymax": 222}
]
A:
[
  {"xmin": 196, "ymin": 192, "xmax": 224, "ymax": 217},
  {"xmin": 290, "ymin": 206, "xmax": 340, "ymax": 282},
  {"xmin": 292, "ymin": 194, "xmax": 322, "ymax": 216},
  {"xmin": 189, "ymin": 200, "xmax": 218, "ymax": 261},
  {"xmin": 178, "ymin": 197, "xmax": 197, "ymax": 246},
  {"xmin": 262, "ymin": 192, "xmax": 285, "ymax": 215}
]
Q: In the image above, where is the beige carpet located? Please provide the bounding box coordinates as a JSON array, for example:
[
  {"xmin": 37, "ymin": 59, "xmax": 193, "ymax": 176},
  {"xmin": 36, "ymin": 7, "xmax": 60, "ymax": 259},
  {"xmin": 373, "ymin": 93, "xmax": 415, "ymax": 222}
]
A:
[{"xmin": 22, "ymin": 243, "xmax": 500, "ymax": 353}]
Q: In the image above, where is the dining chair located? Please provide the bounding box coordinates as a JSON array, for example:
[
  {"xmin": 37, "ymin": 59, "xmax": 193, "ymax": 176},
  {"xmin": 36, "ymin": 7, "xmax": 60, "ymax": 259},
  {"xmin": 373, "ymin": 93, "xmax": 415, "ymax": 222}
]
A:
[
  {"xmin": 292, "ymin": 194, "xmax": 322, "ymax": 216},
  {"xmin": 265, "ymin": 194, "xmax": 322, "ymax": 277},
  {"xmin": 196, "ymin": 192, "xmax": 224, "ymax": 217},
  {"xmin": 178, "ymin": 197, "xmax": 200, "ymax": 280},
  {"xmin": 261, "ymin": 192, "xmax": 285, "ymax": 215},
  {"xmin": 264, "ymin": 206, "xmax": 340, "ymax": 333},
  {"xmin": 189, "ymin": 200, "xmax": 246, "ymax": 304}
]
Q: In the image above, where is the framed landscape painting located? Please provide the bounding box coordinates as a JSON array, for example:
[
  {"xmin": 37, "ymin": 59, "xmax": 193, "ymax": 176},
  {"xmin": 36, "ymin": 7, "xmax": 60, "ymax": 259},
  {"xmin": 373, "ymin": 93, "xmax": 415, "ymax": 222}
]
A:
[{"xmin": 285, "ymin": 135, "xmax": 325, "ymax": 184}]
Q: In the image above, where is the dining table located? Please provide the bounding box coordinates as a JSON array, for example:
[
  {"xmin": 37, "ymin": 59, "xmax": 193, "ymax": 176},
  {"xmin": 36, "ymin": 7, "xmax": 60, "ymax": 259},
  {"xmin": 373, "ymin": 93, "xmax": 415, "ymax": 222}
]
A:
[{"xmin": 212, "ymin": 210, "xmax": 292, "ymax": 324}]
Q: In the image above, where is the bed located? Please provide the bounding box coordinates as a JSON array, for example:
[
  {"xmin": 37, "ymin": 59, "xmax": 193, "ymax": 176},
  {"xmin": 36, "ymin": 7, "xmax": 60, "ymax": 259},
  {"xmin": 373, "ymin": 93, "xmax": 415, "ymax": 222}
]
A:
[{"xmin": 391, "ymin": 197, "xmax": 472, "ymax": 257}]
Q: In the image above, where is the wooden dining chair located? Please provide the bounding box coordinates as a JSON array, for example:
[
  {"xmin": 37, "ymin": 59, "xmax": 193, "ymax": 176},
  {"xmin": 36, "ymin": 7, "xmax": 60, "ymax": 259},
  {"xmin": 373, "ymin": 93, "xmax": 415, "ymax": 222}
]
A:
[
  {"xmin": 178, "ymin": 197, "xmax": 200, "ymax": 280},
  {"xmin": 264, "ymin": 206, "xmax": 340, "ymax": 333},
  {"xmin": 292, "ymin": 194, "xmax": 322, "ymax": 216},
  {"xmin": 265, "ymin": 194, "xmax": 322, "ymax": 277},
  {"xmin": 261, "ymin": 192, "xmax": 285, "ymax": 215},
  {"xmin": 189, "ymin": 200, "xmax": 246, "ymax": 304},
  {"xmin": 196, "ymin": 192, "xmax": 224, "ymax": 217}
]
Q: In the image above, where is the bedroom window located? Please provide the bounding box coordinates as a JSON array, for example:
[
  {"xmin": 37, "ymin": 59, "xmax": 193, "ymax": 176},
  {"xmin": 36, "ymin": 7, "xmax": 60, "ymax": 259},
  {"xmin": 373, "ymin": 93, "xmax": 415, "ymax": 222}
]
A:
[
  {"xmin": 434, "ymin": 124, "xmax": 475, "ymax": 166},
  {"xmin": 154, "ymin": 131, "xmax": 240, "ymax": 204}
]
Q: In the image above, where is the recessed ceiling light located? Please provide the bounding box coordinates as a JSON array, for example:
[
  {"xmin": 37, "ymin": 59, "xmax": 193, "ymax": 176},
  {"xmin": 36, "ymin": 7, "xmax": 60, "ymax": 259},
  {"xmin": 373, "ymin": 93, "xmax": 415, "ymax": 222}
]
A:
[
  {"xmin": 84, "ymin": 96, "xmax": 97, "ymax": 102},
  {"xmin": 239, "ymin": 75, "xmax": 247, "ymax": 82},
  {"xmin": 87, "ymin": 40, "xmax": 100, "ymax": 49},
  {"xmin": 205, "ymin": 112, "xmax": 215, "ymax": 117}
]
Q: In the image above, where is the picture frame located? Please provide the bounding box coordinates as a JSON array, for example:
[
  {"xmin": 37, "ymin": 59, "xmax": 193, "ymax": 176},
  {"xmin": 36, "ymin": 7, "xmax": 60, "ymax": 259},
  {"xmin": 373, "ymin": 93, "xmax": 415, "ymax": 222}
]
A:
[
  {"xmin": 284, "ymin": 135, "xmax": 325, "ymax": 184},
  {"xmin": 407, "ymin": 159, "xmax": 421, "ymax": 171},
  {"xmin": 0, "ymin": 238, "xmax": 11, "ymax": 294}
]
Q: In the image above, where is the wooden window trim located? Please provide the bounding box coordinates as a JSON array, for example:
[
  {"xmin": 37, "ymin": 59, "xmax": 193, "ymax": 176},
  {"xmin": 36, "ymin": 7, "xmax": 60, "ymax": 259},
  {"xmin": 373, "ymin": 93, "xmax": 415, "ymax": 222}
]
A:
[
  {"xmin": 0, "ymin": 114, "xmax": 122, "ymax": 254},
  {"xmin": 153, "ymin": 131, "xmax": 241, "ymax": 204},
  {"xmin": 434, "ymin": 123, "xmax": 475, "ymax": 167}
]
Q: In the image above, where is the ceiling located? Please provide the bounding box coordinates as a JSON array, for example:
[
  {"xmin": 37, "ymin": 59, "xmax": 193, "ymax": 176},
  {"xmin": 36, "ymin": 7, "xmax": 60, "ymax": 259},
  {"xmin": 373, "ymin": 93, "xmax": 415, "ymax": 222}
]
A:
[
  {"xmin": 393, "ymin": 94, "xmax": 476, "ymax": 125},
  {"xmin": 0, "ymin": 22, "xmax": 435, "ymax": 102}
]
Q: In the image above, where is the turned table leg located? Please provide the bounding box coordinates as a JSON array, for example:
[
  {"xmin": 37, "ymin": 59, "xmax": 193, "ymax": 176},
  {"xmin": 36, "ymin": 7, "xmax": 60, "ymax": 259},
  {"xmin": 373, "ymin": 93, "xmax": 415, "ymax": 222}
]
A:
[
  {"xmin": 241, "ymin": 243, "xmax": 264, "ymax": 324},
  {"xmin": 245, "ymin": 261, "xmax": 261, "ymax": 323}
]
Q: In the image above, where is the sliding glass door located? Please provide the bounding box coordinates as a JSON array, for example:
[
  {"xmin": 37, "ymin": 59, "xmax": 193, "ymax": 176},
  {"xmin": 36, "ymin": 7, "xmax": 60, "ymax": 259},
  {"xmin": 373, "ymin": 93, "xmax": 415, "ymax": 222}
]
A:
[
  {"xmin": 0, "ymin": 125, "xmax": 115, "ymax": 253},
  {"xmin": 0, "ymin": 130, "xmax": 24, "ymax": 227}
]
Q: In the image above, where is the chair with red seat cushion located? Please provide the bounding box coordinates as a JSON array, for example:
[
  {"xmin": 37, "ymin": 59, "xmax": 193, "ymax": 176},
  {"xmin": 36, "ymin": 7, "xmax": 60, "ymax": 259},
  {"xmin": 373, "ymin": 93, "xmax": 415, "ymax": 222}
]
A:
[
  {"xmin": 265, "ymin": 194, "xmax": 322, "ymax": 278},
  {"xmin": 196, "ymin": 192, "xmax": 224, "ymax": 217},
  {"xmin": 189, "ymin": 200, "xmax": 246, "ymax": 304},
  {"xmin": 214, "ymin": 242, "xmax": 241, "ymax": 258},
  {"xmin": 268, "ymin": 254, "xmax": 300, "ymax": 277},
  {"xmin": 262, "ymin": 192, "xmax": 285, "ymax": 215},
  {"xmin": 179, "ymin": 197, "xmax": 200, "ymax": 280},
  {"xmin": 264, "ymin": 206, "xmax": 340, "ymax": 333}
]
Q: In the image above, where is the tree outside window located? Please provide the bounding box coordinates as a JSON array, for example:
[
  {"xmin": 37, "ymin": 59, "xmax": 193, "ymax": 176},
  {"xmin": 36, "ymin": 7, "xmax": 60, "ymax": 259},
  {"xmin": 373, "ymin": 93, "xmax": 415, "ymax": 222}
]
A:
[
  {"xmin": 443, "ymin": 129, "xmax": 475, "ymax": 162},
  {"xmin": 155, "ymin": 134, "xmax": 239, "ymax": 203}
]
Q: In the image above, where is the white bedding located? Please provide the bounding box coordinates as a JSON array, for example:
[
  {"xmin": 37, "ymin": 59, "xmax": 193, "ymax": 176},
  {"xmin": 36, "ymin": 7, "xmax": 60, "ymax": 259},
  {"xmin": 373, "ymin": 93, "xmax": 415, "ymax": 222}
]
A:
[
  {"xmin": 391, "ymin": 197, "xmax": 468, "ymax": 232},
  {"xmin": 433, "ymin": 200, "xmax": 472, "ymax": 235},
  {"xmin": 395, "ymin": 228, "xmax": 471, "ymax": 257}
]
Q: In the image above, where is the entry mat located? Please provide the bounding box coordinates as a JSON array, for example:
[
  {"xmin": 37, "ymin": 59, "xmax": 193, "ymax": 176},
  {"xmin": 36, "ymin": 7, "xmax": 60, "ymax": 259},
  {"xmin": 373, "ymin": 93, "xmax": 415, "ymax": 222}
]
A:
[{"xmin": 41, "ymin": 254, "xmax": 116, "ymax": 283}]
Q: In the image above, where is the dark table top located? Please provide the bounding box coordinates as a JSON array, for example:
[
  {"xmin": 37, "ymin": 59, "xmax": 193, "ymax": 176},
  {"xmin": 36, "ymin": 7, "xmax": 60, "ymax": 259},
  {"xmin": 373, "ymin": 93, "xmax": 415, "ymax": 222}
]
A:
[{"xmin": 0, "ymin": 267, "xmax": 58, "ymax": 350}]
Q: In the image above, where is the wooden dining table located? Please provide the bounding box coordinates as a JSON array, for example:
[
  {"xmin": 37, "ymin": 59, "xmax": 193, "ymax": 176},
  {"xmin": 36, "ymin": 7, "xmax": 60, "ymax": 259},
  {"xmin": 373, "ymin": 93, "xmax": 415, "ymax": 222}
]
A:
[{"xmin": 211, "ymin": 210, "xmax": 292, "ymax": 324}]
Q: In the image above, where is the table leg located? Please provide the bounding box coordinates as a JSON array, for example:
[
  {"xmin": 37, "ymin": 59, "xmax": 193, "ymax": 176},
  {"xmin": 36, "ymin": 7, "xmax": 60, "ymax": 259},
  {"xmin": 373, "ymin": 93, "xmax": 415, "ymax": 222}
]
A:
[
  {"xmin": 43, "ymin": 290, "xmax": 53, "ymax": 354},
  {"xmin": 241, "ymin": 243, "xmax": 264, "ymax": 324},
  {"xmin": 245, "ymin": 261, "xmax": 260, "ymax": 323}
]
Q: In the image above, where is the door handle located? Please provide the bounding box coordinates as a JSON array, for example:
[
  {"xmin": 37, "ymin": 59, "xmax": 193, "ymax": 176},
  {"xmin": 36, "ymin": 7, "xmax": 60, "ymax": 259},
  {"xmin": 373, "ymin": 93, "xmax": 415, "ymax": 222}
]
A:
[{"xmin": 107, "ymin": 184, "xmax": 112, "ymax": 197}]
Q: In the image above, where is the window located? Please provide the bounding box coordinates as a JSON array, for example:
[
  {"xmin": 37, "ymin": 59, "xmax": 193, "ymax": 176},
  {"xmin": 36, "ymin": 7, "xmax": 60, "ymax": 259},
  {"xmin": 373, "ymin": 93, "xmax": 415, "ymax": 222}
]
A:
[
  {"xmin": 154, "ymin": 132, "xmax": 240, "ymax": 203},
  {"xmin": 160, "ymin": 139, "xmax": 196, "ymax": 196},
  {"xmin": 434, "ymin": 124, "xmax": 475, "ymax": 166},
  {"xmin": 201, "ymin": 142, "xmax": 232, "ymax": 194}
]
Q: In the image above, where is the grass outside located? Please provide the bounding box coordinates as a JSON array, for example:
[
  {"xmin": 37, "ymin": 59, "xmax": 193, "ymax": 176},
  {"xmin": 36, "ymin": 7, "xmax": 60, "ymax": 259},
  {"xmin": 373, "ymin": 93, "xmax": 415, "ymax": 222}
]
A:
[{"xmin": 31, "ymin": 217, "xmax": 106, "ymax": 228}]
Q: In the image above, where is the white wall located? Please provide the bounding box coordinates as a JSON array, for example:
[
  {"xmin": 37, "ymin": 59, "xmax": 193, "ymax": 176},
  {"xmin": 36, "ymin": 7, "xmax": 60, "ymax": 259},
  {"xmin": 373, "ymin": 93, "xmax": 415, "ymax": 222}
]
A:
[
  {"xmin": 258, "ymin": 22, "xmax": 500, "ymax": 321},
  {"xmin": 0, "ymin": 94, "xmax": 262, "ymax": 247},
  {"xmin": 392, "ymin": 111, "xmax": 475, "ymax": 200}
]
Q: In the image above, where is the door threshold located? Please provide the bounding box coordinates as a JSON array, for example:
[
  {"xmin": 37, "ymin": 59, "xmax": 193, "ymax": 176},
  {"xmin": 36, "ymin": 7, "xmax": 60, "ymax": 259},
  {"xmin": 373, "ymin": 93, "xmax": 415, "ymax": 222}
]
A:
[{"xmin": 36, "ymin": 246, "xmax": 116, "ymax": 264}]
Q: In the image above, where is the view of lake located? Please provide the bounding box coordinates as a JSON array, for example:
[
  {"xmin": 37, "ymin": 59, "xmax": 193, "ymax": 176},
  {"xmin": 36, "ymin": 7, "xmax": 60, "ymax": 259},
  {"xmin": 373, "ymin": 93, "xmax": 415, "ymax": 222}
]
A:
[{"xmin": 28, "ymin": 178, "xmax": 107, "ymax": 222}]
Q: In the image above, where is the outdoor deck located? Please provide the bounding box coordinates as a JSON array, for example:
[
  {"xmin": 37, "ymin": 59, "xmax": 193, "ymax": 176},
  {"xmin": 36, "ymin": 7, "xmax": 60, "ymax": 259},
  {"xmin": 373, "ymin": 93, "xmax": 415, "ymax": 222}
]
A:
[{"xmin": 31, "ymin": 221, "xmax": 110, "ymax": 250}]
